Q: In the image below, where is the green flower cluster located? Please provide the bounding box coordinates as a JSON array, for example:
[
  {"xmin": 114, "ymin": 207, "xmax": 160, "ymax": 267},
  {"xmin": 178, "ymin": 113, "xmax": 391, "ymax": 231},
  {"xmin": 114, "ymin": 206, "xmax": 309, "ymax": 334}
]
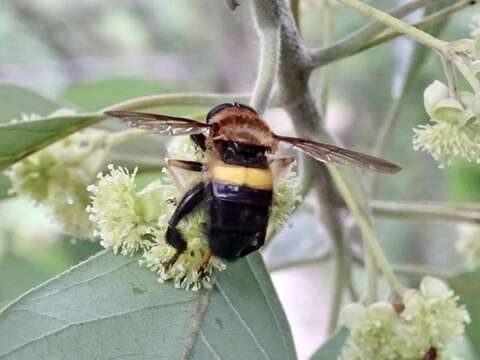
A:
[
  {"xmin": 413, "ymin": 15, "xmax": 480, "ymax": 167},
  {"xmin": 87, "ymin": 137, "xmax": 302, "ymax": 290},
  {"xmin": 340, "ymin": 277, "xmax": 470, "ymax": 360},
  {"xmin": 5, "ymin": 111, "xmax": 112, "ymax": 239},
  {"xmin": 456, "ymin": 224, "xmax": 480, "ymax": 270},
  {"xmin": 413, "ymin": 81, "xmax": 480, "ymax": 167}
]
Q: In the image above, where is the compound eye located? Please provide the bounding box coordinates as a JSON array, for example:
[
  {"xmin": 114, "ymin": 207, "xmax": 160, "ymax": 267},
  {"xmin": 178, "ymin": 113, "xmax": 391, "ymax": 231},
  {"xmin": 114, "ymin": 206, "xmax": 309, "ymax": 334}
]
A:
[{"xmin": 206, "ymin": 103, "xmax": 235, "ymax": 122}]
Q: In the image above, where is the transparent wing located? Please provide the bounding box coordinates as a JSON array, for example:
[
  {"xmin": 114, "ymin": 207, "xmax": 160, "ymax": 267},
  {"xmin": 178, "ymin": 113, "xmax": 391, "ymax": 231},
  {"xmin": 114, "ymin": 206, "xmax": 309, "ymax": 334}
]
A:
[
  {"xmin": 104, "ymin": 111, "xmax": 211, "ymax": 136},
  {"xmin": 276, "ymin": 135, "xmax": 401, "ymax": 174}
]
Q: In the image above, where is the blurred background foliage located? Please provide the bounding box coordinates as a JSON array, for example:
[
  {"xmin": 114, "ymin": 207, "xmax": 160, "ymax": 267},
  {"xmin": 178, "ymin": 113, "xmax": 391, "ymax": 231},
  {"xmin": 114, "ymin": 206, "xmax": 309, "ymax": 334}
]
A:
[{"xmin": 0, "ymin": 1, "xmax": 478, "ymax": 358}]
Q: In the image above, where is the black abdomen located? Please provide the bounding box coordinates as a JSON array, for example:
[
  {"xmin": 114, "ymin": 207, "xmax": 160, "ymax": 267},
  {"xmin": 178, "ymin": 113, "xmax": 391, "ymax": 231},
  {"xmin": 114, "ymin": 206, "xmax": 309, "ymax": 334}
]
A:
[{"xmin": 208, "ymin": 182, "xmax": 272, "ymax": 260}]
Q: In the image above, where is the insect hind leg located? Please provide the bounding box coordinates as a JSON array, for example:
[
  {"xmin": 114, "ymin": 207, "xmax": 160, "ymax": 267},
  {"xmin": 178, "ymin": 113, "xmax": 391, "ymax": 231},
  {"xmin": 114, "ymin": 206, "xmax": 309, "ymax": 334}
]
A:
[{"xmin": 165, "ymin": 182, "xmax": 205, "ymax": 266}]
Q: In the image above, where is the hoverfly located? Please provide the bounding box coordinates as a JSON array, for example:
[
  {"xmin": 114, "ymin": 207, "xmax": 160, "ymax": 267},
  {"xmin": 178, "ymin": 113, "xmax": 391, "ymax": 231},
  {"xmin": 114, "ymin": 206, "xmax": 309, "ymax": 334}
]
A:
[{"xmin": 105, "ymin": 103, "xmax": 400, "ymax": 267}]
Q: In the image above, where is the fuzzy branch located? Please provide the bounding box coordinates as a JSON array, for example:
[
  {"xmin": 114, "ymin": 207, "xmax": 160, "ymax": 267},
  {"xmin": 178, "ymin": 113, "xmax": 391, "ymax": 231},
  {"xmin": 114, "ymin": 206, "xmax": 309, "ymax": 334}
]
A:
[
  {"xmin": 249, "ymin": 0, "xmax": 281, "ymax": 114},
  {"xmin": 310, "ymin": 0, "xmax": 438, "ymax": 67}
]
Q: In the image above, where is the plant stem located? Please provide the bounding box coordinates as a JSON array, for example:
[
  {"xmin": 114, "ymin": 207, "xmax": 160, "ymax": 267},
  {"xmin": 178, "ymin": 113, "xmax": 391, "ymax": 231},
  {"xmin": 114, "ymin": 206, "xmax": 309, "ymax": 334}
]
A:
[
  {"xmin": 364, "ymin": 250, "xmax": 378, "ymax": 303},
  {"xmin": 453, "ymin": 54, "xmax": 480, "ymax": 93},
  {"xmin": 310, "ymin": 0, "xmax": 438, "ymax": 67},
  {"xmin": 325, "ymin": 0, "xmax": 474, "ymax": 65},
  {"xmin": 101, "ymin": 93, "xmax": 250, "ymax": 112},
  {"xmin": 107, "ymin": 129, "xmax": 149, "ymax": 145},
  {"xmin": 291, "ymin": 0, "xmax": 301, "ymax": 30},
  {"xmin": 442, "ymin": 55, "xmax": 459, "ymax": 100},
  {"xmin": 318, "ymin": 0, "xmax": 334, "ymax": 117},
  {"xmin": 337, "ymin": 0, "xmax": 449, "ymax": 54},
  {"xmin": 224, "ymin": 0, "xmax": 240, "ymax": 11},
  {"xmin": 270, "ymin": 253, "xmax": 464, "ymax": 279},
  {"xmin": 391, "ymin": 263, "xmax": 464, "ymax": 279},
  {"xmin": 328, "ymin": 166, "xmax": 403, "ymax": 294},
  {"xmin": 371, "ymin": 200, "xmax": 480, "ymax": 224},
  {"xmin": 351, "ymin": 252, "xmax": 465, "ymax": 279},
  {"xmin": 249, "ymin": 0, "xmax": 281, "ymax": 114},
  {"xmin": 268, "ymin": 249, "xmax": 332, "ymax": 272}
]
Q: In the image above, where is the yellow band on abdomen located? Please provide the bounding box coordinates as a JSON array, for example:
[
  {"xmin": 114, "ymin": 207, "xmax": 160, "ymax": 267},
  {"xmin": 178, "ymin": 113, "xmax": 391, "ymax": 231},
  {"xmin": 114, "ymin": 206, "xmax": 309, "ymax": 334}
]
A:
[{"xmin": 212, "ymin": 164, "xmax": 273, "ymax": 190}]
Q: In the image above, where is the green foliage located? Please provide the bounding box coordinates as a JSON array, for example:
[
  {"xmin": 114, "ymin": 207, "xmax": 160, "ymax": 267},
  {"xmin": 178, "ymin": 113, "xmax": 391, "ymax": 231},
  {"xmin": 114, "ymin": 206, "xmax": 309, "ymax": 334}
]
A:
[
  {"xmin": 0, "ymin": 84, "xmax": 60, "ymax": 123},
  {"xmin": 450, "ymin": 272, "xmax": 480, "ymax": 356},
  {"xmin": 0, "ymin": 84, "xmax": 64, "ymax": 198},
  {"xmin": 0, "ymin": 114, "xmax": 102, "ymax": 170},
  {"xmin": 0, "ymin": 251, "xmax": 296, "ymax": 359},
  {"xmin": 447, "ymin": 162, "xmax": 480, "ymax": 202}
]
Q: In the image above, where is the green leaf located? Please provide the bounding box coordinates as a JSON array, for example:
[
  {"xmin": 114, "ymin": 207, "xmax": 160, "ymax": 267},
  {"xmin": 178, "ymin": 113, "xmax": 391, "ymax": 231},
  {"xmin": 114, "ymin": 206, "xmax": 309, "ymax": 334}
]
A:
[
  {"xmin": 0, "ymin": 84, "xmax": 63, "ymax": 197},
  {"xmin": 0, "ymin": 251, "xmax": 296, "ymax": 359},
  {"xmin": 450, "ymin": 272, "xmax": 480, "ymax": 356},
  {"xmin": 0, "ymin": 114, "xmax": 102, "ymax": 170},
  {"xmin": 0, "ymin": 84, "xmax": 60, "ymax": 123},
  {"xmin": 310, "ymin": 328, "xmax": 348, "ymax": 360}
]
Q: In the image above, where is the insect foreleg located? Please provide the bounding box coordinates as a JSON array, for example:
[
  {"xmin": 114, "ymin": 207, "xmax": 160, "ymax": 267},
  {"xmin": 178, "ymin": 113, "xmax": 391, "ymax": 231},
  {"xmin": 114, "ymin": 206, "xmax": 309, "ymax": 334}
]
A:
[
  {"xmin": 165, "ymin": 182, "xmax": 206, "ymax": 265},
  {"xmin": 190, "ymin": 134, "xmax": 207, "ymax": 151}
]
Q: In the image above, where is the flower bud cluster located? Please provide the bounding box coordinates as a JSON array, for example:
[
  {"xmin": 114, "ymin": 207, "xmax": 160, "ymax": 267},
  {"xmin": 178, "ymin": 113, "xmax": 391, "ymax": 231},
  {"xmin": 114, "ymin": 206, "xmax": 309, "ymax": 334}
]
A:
[
  {"xmin": 5, "ymin": 111, "xmax": 112, "ymax": 239},
  {"xmin": 413, "ymin": 81, "xmax": 480, "ymax": 167},
  {"xmin": 456, "ymin": 224, "xmax": 480, "ymax": 270},
  {"xmin": 412, "ymin": 15, "xmax": 480, "ymax": 167},
  {"xmin": 87, "ymin": 136, "xmax": 302, "ymax": 290},
  {"xmin": 340, "ymin": 277, "xmax": 470, "ymax": 360}
]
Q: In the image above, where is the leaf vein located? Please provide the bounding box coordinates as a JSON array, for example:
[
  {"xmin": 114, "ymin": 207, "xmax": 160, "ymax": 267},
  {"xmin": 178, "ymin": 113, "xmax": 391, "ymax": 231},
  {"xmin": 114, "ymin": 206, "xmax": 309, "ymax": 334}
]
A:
[
  {"xmin": 216, "ymin": 281, "xmax": 269, "ymax": 359},
  {"xmin": 0, "ymin": 298, "xmax": 197, "ymax": 359}
]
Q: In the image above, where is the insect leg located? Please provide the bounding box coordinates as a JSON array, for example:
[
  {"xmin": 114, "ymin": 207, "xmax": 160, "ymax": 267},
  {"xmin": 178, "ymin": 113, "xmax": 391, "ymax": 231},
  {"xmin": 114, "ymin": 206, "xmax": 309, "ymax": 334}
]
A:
[
  {"xmin": 190, "ymin": 134, "xmax": 207, "ymax": 151},
  {"xmin": 165, "ymin": 182, "xmax": 206, "ymax": 265},
  {"xmin": 197, "ymin": 248, "xmax": 213, "ymax": 277},
  {"xmin": 166, "ymin": 159, "xmax": 203, "ymax": 192}
]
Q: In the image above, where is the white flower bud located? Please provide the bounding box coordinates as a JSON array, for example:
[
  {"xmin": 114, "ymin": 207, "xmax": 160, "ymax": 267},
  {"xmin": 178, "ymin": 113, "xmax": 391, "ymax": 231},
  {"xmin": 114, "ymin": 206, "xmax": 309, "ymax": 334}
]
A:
[
  {"xmin": 431, "ymin": 99, "xmax": 464, "ymax": 124},
  {"xmin": 420, "ymin": 276, "xmax": 452, "ymax": 299},
  {"xmin": 456, "ymin": 224, "xmax": 480, "ymax": 270},
  {"xmin": 471, "ymin": 14, "xmax": 480, "ymax": 38},
  {"xmin": 367, "ymin": 302, "xmax": 396, "ymax": 323},
  {"xmin": 474, "ymin": 36, "xmax": 480, "ymax": 60},
  {"xmin": 340, "ymin": 303, "xmax": 367, "ymax": 330},
  {"xmin": 341, "ymin": 276, "xmax": 470, "ymax": 360},
  {"xmin": 424, "ymin": 81, "xmax": 449, "ymax": 117}
]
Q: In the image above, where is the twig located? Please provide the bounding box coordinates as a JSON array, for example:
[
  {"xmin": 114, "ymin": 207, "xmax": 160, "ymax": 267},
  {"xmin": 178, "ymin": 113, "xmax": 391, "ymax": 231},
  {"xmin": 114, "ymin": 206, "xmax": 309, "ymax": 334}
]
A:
[
  {"xmin": 351, "ymin": 0, "xmax": 476, "ymax": 60},
  {"xmin": 329, "ymin": 166, "xmax": 404, "ymax": 295},
  {"xmin": 336, "ymin": 0, "xmax": 448, "ymax": 54},
  {"xmin": 291, "ymin": 0, "xmax": 301, "ymax": 30},
  {"xmin": 249, "ymin": 0, "xmax": 281, "ymax": 114},
  {"xmin": 268, "ymin": 249, "xmax": 332, "ymax": 272},
  {"xmin": 101, "ymin": 92, "xmax": 250, "ymax": 112},
  {"xmin": 317, "ymin": 0, "xmax": 334, "ymax": 117},
  {"xmin": 371, "ymin": 200, "xmax": 480, "ymax": 224},
  {"xmin": 310, "ymin": 0, "xmax": 438, "ymax": 67},
  {"xmin": 351, "ymin": 252, "xmax": 465, "ymax": 279},
  {"xmin": 224, "ymin": 0, "xmax": 240, "ymax": 11}
]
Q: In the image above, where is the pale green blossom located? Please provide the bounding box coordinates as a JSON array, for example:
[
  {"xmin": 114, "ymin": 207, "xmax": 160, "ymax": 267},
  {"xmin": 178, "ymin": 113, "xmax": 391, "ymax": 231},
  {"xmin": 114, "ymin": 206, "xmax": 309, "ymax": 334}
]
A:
[
  {"xmin": 6, "ymin": 126, "xmax": 111, "ymax": 238},
  {"xmin": 270, "ymin": 162, "xmax": 302, "ymax": 230},
  {"xmin": 340, "ymin": 302, "xmax": 398, "ymax": 360},
  {"xmin": 470, "ymin": 14, "xmax": 480, "ymax": 38},
  {"xmin": 87, "ymin": 165, "xmax": 154, "ymax": 255},
  {"xmin": 456, "ymin": 224, "xmax": 480, "ymax": 270},
  {"xmin": 340, "ymin": 277, "xmax": 470, "ymax": 360},
  {"xmin": 413, "ymin": 81, "xmax": 480, "ymax": 167}
]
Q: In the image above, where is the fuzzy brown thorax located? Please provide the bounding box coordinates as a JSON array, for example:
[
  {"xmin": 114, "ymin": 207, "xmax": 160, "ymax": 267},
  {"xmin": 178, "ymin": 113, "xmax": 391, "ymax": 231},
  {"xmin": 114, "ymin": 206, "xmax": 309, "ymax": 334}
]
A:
[{"xmin": 208, "ymin": 107, "xmax": 278, "ymax": 150}]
